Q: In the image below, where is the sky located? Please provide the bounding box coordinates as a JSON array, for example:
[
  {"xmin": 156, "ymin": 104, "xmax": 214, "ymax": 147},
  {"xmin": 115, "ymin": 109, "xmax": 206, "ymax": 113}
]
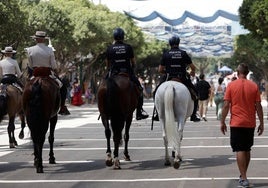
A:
[{"xmin": 92, "ymin": 0, "xmax": 243, "ymax": 25}]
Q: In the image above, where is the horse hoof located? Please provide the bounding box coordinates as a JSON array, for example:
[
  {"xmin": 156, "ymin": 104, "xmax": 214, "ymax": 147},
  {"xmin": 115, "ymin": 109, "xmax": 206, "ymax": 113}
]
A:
[
  {"xmin": 49, "ymin": 158, "xmax": 56, "ymax": 164},
  {"xmin": 36, "ymin": 167, "xmax": 44, "ymax": 173},
  {"xmin": 173, "ymin": 161, "xmax": 181, "ymax": 169},
  {"xmin": 113, "ymin": 165, "xmax": 121, "ymax": 170},
  {"xmin": 105, "ymin": 159, "xmax": 113, "ymax": 167},
  {"xmin": 14, "ymin": 141, "xmax": 18, "ymax": 146},
  {"xmin": 19, "ymin": 132, "xmax": 24, "ymax": 139},
  {"xmin": 9, "ymin": 143, "xmax": 16, "ymax": 148},
  {"xmin": 113, "ymin": 159, "xmax": 121, "ymax": 169},
  {"xmin": 124, "ymin": 156, "xmax": 131, "ymax": 161}
]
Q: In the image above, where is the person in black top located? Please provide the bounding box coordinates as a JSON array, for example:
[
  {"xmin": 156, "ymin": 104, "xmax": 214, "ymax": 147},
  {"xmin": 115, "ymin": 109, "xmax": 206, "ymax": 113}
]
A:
[
  {"xmin": 105, "ymin": 28, "xmax": 148, "ymax": 120},
  {"xmin": 153, "ymin": 35, "xmax": 198, "ymax": 121},
  {"xmin": 195, "ymin": 74, "xmax": 211, "ymax": 121}
]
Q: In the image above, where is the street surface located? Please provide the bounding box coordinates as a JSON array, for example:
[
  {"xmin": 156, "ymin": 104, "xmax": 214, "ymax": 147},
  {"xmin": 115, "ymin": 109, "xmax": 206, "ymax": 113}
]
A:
[{"xmin": 0, "ymin": 99, "xmax": 267, "ymax": 188}]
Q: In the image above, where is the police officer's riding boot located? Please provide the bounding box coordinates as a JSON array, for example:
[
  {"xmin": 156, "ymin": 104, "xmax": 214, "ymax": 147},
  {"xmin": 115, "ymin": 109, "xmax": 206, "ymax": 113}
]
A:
[
  {"xmin": 136, "ymin": 94, "xmax": 149, "ymax": 120},
  {"xmin": 190, "ymin": 99, "xmax": 200, "ymax": 122}
]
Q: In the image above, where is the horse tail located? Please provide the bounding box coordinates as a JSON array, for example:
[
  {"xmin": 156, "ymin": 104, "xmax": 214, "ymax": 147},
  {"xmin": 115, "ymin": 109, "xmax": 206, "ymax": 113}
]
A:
[
  {"xmin": 164, "ymin": 83, "xmax": 177, "ymax": 146},
  {"xmin": 106, "ymin": 77, "xmax": 119, "ymax": 116},
  {"xmin": 28, "ymin": 81, "xmax": 43, "ymax": 127},
  {"xmin": 0, "ymin": 95, "xmax": 8, "ymax": 122}
]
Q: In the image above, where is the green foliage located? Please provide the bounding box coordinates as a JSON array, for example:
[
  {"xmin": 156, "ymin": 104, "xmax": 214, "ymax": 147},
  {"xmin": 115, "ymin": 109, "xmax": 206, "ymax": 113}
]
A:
[
  {"xmin": 238, "ymin": 0, "xmax": 268, "ymax": 81},
  {"xmin": 0, "ymin": 0, "xmax": 28, "ymax": 50},
  {"xmin": 239, "ymin": 0, "xmax": 268, "ymax": 38}
]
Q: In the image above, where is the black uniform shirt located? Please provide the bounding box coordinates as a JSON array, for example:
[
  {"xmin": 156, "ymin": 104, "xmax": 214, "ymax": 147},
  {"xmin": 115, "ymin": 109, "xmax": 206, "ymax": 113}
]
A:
[
  {"xmin": 106, "ymin": 41, "xmax": 134, "ymax": 73},
  {"xmin": 161, "ymin": 47, "xmax": 192, "ymax": 78}
]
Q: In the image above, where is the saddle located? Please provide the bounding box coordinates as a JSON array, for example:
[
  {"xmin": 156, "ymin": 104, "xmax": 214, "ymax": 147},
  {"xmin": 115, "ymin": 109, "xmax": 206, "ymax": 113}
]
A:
[
  {"xmin": 31, "ymin": 67, "xmax": 62, "ymax": 88},
  {"xmin": 0, "ymin": 83, "xmax": 23, "ymax": 94}
]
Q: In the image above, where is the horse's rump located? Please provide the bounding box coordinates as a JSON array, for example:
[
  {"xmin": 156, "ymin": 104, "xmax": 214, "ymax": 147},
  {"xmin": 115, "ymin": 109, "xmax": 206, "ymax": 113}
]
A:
[
  {"xmin": 97, "ymin": 73, "xmax": 138, "ymax": 119},
  {"xmin": 156, "ymin": 81, "xmax": 193, "ymax": 118},
  {"xmin": 155, "ymin": 81, "xmax": 194, "ymax": 145},
  {"xmin": 23, "ymin": 76, "xmax": 60, "ymax": 122},
  {"xmin": 0, "ymin": 85, "xmax": 23, "ymax": 122}
]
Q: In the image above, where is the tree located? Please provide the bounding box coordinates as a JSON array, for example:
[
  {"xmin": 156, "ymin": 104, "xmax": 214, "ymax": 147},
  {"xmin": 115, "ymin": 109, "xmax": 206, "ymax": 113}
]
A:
[
  {"xmin": 238, "ymin": 0, "xmax": 268, "ymax": 81},
  {"xmin": 0, "ymin": 0, "xmax": 29, "ymax": 59},
  {"xmin": 239, "ymin": 0, "xmax": 268, "ymax": 39}
]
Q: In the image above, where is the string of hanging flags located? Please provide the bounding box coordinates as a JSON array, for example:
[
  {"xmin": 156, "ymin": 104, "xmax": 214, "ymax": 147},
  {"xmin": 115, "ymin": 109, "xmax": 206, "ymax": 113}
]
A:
[{"xmin": 124, "ymin": 10, "xmax": 239, "ymax": 26}]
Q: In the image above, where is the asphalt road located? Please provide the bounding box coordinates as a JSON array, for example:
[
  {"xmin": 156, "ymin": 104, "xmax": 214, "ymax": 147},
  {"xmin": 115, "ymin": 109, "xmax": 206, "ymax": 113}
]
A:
[{"xmin": 0, "ymin": 99, "xmax": 268, "ymax": 188}]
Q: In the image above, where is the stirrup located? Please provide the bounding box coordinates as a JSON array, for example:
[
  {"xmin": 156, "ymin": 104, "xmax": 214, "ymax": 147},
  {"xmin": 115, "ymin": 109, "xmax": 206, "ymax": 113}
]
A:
[{"xmin": 152, "ymin": 113, "xmax": 159, "ymax": 121}]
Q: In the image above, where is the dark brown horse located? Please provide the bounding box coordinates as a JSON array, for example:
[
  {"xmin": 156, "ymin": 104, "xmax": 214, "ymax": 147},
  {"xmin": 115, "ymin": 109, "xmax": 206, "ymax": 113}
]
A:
[
  {"xmin": 22, "ymin": 67, "xmax": 61, "ymax": 173},
  {"xmin": 97, "ymin": 73, "xmax": 139, "ymax": 169},
  {"xmin": 0, "ymin": 84, "xmax": 26, "ymax": 148}
]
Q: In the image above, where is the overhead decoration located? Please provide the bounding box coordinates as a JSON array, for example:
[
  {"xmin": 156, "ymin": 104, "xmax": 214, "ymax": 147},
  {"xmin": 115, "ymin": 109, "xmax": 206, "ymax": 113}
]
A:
[{"xmin": 124, "ymin": 10, "xmax": 239, "ymax": 26}]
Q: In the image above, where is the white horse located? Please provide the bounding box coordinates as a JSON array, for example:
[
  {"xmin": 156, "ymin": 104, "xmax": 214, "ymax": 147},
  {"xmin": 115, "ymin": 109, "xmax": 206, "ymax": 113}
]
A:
[{"xmin": 155, "ymin": 80, "xmax": 194, "ymax": 169}]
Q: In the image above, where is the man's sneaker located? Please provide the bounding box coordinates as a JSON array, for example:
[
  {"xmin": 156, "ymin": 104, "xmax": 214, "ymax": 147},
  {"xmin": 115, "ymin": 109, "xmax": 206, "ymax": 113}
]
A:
[
  {"xmin": 238, "ymin": 179, "xmax": 251, "ymax": 188},
  {"xmin": 190, "ymin": 116, "xmax": 200, "ymax": 122}
]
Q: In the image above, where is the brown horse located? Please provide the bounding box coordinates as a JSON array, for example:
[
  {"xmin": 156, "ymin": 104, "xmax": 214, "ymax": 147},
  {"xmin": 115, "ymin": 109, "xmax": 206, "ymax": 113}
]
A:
[
  {"xmin": 97, "ymin": 73, "xmax": 139, "ymax": 169},
  {"xmin": 0, "ymin": 84, "xmax": 26, "ymax": 148},
  {"xmin": 22, "ymin": 67, "xmax": 61, "ymax": 173}
]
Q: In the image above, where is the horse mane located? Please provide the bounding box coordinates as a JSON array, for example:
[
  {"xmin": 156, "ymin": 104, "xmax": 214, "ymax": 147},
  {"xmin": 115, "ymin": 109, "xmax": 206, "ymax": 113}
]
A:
[{"xmin": 0, "ymin": 95, "xmax": 7, "ymax": 122}]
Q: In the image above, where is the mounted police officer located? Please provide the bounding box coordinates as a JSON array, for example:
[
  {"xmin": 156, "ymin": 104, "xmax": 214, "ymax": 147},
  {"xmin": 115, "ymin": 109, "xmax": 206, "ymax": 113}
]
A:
[
  {"xmin": 153, "ymin": 35, "xmax": 198, "ymax": 121},
  {"xmin": 105, "ymin": 27, "xmax": 148, "ymax": 120},
  {"xmin": 0, "ymin": 46, "xmax": 23, "ymax": 92},
  {"xmin": 25, "ymin": 31, "xmax": 70, "ymax": 115}
]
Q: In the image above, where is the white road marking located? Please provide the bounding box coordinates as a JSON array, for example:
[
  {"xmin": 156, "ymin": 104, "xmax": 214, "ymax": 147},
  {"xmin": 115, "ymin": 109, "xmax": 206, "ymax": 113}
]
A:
[{"xmin": 0, "ymin": 177, "xmax": 268, "ymax": 184}]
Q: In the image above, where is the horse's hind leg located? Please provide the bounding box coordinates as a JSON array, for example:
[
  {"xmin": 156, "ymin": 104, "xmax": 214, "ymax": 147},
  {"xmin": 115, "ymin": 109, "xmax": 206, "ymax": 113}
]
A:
[
  {"xmin": 7, "ymin": 116, "xmax": 16, "ymax": 148},
  {"xmin": 173, "ymin": 122, "xmax": 184, "ymax": 169},
  {"xmin": 48, "ymin": 115, "xmax": 58, "ymax": 164},
  {"xmin": 163, "ymin": 135, "xmax": 171, "ymax": 166},
  {"xmin": 18, "ymin": 111, "xmax": 26, "ymax": 139},
  {"xmin": 123, "ymin": 117, "xmax": 132, "ymax": 161},
  {"xmin": 111, "ymin": 118, "xmax": 124, "ymax": 169},
  {"xmin": 101, "ymin": 116, "xmax": 113, "ymax": 167},
  {"xmin": 33, "ymin": 139, "xmax": 45, "ymax": 173}
]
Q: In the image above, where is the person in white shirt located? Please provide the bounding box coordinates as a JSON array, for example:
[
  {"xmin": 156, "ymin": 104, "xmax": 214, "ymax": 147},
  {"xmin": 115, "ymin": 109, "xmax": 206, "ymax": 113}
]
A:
[
  {"xmin": 0, "ymin": 46, "xmax": 23, "ymax": 90},
  {"xmin": 25, "ymin": 31, "xmax": 70, "ymax": 115},
  {"xmin": 25, "ymin": 31, "xmax": 57, "ymax": 75}
]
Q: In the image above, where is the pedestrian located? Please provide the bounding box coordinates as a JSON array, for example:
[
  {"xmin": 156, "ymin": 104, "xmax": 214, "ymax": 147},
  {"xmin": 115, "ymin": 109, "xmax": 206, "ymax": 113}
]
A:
[
  {"xmin": 208, "ymin": 79, "xmax": 215, "ymax": 107},
  {"xmin": 70, "ymin": 78, "xmax": 84, "ymax": 106},
  {"xmin": 190, "ymin": 74, "xmax": 200, "ymax": 122},
  {"xmin": 0, "ymin": 46, "xmax": 23, "ymax": 91},
  {"xmin": 152, "ymin": 35, "xmax": 198, "ymax": 121},
  {"xmin": 221, "ymin": 63, "xmax": 264, "ymax": 187},
  {"xmin": 85, "ymin": 87, "xmax": 94, "ymax": 104},
  {"xmin": 214, "ymin": 77, "xmax": 225, "ymax": 120},
  {"xmin": 105, "ymin": 27, "xmax": 148, "ymax": 120},
  {"xmin": 195, "ymin": 73, "xmax": 211, "ymax": 121},
  {"xmin": 25, "ymin": 31, "xmax": 70, "ymax": 114}
]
